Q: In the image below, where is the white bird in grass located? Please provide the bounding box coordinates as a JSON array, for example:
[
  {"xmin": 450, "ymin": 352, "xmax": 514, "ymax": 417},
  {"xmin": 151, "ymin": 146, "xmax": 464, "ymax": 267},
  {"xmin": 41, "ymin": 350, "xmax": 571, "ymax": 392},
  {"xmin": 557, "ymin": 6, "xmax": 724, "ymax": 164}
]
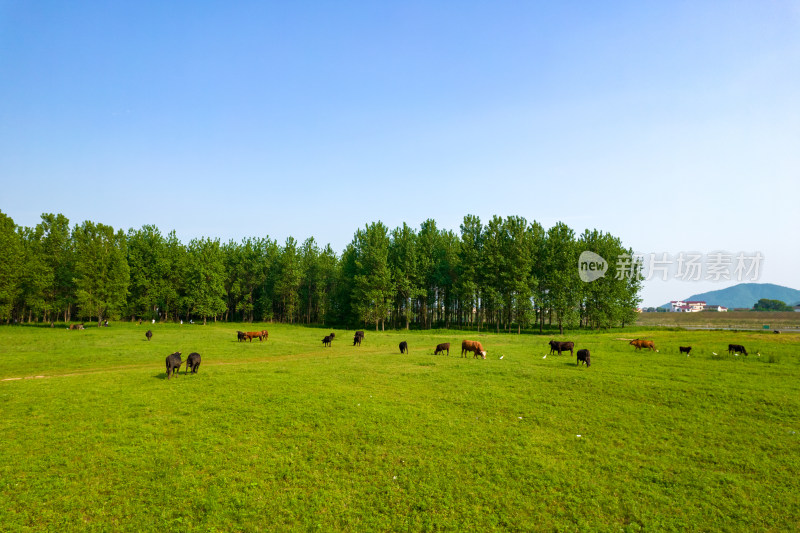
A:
[
  {"xmin": 542, "ymin": 355, "xmax": 547, "ymax": 359},
  {"xmin": 499, "ymin": 355, "xmax": 504, "ymax": 359},
  {"xmin": 712, "ymin": 352, "xmax": 717, "ymax": 355}
]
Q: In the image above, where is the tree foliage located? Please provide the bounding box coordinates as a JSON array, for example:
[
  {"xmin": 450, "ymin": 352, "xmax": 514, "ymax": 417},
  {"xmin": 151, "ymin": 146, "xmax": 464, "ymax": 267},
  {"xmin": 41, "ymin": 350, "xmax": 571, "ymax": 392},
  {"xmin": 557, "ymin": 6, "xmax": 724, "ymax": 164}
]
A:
[{"xmin": 2, "ymin": 212, "xmax": 642, "ymax": 331}]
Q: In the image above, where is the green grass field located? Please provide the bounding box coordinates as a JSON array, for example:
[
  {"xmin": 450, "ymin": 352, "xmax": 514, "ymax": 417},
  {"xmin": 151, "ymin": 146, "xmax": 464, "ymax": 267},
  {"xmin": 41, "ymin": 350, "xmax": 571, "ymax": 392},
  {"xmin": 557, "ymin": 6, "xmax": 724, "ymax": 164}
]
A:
[{"xmin": 1, "ymin": 323, "xmax": 798, "ymax": 531}]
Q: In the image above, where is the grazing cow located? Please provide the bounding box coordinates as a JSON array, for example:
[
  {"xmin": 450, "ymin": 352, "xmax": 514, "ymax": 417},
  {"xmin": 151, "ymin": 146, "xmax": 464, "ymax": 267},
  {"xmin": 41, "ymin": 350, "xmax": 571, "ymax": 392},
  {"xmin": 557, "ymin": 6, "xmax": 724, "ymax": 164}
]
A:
[
  {"xmin": 679, "ymin": 346, "xmax": 691, "ymax": 355},
  {"xmin": 165, "ymin": 352, "xmax": 183, "ymax": 380},
  {"xmin": 244, "ymin": 331, "xmax": 264, "ymax": 342},
  {"xmin": 237, "ymin": 331, "xmax": 246, "ymax": 342},
  {"xmin": 434, "ymin": 342, "xmax": 450, "ymax": 356},
  {"xmin": 728, "ymin": 344, "xmax": 748, "ymax": 355},
  {"xmin": 353, "ymin": 334, "xmax": 362, "ymax": 346},
  {"xmin": 548, "ymin": 340, "xmax": 574, "ymax": 356},
  {"xmin": 630, "ymin": 339, "xmax": 656, "ymax": 351},
  {"xmin": 461, "ymin": 340, "xmax": 487, "ymax": 359},
  {"xmin": 145, "ymin": 330, "xmax": 152, "ymax": 341},
  {"xmin": 774, "ymin": 330, "xmax": 780, "ymax": 334},
  {"xmin": 68, "ymin": 324, "xmax": 85, "ymax": 330},
  {"xmin": 185, "ymin": 352, "xmax": 201, "ymax": 374},
  {"xmin": 322, "ymin": 335, "xmax": 332, "ymax": 347},
  {"xmin": 577, "ymin": 349, "xmax": 591, "ymax": 367},
  {"xmin": 399, "ymin": 341, "xmax": 408, "ymax": 354}
]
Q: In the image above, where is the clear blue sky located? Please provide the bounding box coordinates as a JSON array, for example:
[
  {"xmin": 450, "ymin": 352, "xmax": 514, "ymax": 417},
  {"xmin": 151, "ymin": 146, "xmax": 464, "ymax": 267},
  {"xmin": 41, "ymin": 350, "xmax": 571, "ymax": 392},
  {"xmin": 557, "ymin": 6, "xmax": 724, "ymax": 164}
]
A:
[{"xmin": 2, "ymin": 1, "xmax": 798, "ymax": 307}]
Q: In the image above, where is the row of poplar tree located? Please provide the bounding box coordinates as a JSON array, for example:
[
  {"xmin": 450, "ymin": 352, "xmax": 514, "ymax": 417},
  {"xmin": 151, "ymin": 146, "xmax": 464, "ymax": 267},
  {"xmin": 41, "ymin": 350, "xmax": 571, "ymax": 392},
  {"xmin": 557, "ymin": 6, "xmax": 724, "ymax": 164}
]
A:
[{"xmin": 0, "ymin": 210, "xmax": 642, "ymax": 332}]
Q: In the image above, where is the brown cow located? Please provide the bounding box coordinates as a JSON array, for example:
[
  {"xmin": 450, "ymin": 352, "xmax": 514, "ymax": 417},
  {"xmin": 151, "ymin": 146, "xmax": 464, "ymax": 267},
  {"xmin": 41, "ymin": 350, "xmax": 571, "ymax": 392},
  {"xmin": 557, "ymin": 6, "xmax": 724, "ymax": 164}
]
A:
[
  {"xmin": 245, "ymin": 331, "xmax": 264, "ymax": 342},
  {"xmin": 261, "ymin": 330, "xmax": 269, "ymax": 341},
  {"xmin": 630, "ymin": 339, "xmax": 656, "ymax": 351},
  {"xmin": 461, "ymin": 340, "xmax": 486, "ymax": 359},
  {"xmin": 68, "ymin": 324, "xmax": 85, "ymax": 330},
  {"xmin": 434, "ymin": 342, "xmax": 450, "ymax": 356}
]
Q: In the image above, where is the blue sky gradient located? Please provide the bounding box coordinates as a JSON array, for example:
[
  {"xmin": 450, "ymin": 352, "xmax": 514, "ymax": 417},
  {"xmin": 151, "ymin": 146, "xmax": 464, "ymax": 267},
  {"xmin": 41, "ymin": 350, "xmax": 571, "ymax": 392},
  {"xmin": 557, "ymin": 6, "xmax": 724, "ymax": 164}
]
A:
[{"xmin": 2, "ymin": 1, "xmax": 798, "ymax": 306}]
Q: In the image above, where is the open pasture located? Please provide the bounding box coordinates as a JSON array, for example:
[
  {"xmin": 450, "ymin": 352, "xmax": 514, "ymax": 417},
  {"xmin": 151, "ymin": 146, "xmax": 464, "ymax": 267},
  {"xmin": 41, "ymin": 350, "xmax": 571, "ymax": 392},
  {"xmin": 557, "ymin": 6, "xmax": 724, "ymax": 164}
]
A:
[{"xmin": 1, "ymin": 324, "xmax": 799, "ymax": 531}]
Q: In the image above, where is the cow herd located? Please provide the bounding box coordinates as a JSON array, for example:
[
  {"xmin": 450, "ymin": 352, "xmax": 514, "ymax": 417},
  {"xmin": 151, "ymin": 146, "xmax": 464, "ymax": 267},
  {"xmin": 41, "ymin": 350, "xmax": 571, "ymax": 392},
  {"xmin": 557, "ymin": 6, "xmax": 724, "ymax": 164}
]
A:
[
  {"xmin": 151, "ymin": 324, "xmax": 755, "ymax": 380},
  {"xmin": 316, "ymin": 333, "xmax": 487, "ymax": 358}
]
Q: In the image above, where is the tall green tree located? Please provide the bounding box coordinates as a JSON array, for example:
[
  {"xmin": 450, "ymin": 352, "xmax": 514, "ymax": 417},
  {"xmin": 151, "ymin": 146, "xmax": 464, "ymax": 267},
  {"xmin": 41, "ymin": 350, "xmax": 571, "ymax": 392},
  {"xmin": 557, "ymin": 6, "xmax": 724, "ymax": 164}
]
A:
[
  {"xmin": 224, "ymin": 237, "xmax": 271, "ymax": 322},
  {"xmin": 480, "ymin": 216, "xmax": 506, "ymax": 332},
  {"xmin": 457, "ymin": 214, "xmax": 483, "ymax": 329},
  {"xmin": 17, "ymin": 226, "xmax": 51, "ymax": 323},
  {"xmin": 351, "ymin": 222, "xmax": 393, "ymax": 330},
  {"xmin": 502, "ymin": 216, "xmax": 536, "ymax": 333},
  {"xmin": 416, "ymin": 219, "xmax": 442, "ymax": 329},
  {"xmin": 542, "ymin": 222, "xmax": 580, "ymax": 334},
  {"xmin": 389, "ymin": 223, "xmax": 423, "ymax": 330},
  {"xmin": 314, "ymin": 244, "xmax": 339, "ymax": 325},
  {"xmin": 275, "ymin": 237, "xmax": 302, "ymax": 323},
  {"xmin": 0, "ymin": 211, "xmax": 23, "ymax": 322},
  {"xmin": 435, "ymin": 229, "xmax": 459, "ymax": 329},
  {"xmin": 185, "ymin": 237, "xmax": 226, "ymax": 324},
  {"xmin": 36, "ymin": 213, "xmax": 74, "ymax": 322},
  {"xmin": 72, "ymin": 221, "xmax": 130, "ymax": 325},
  {"xmin": 126, "ymin": 225, "xmax": 171, "ymax": 320}
]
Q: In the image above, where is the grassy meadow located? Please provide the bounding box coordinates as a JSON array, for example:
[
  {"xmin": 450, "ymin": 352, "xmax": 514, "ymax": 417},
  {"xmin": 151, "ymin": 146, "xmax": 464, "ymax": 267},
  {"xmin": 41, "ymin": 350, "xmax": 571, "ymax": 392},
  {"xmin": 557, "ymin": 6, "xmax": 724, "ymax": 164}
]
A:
[{"xmin": 1, "ymin": 322, "xmax": 799, "ymax": 531}]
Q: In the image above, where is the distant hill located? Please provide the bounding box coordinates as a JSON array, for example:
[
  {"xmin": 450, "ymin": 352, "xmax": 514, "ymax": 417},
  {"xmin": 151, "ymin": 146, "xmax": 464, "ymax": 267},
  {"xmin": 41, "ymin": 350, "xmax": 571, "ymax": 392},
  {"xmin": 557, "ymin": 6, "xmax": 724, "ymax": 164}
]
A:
[{"xmin": 660, "ymin": 283, "xmax": 800, "ymax": 310}]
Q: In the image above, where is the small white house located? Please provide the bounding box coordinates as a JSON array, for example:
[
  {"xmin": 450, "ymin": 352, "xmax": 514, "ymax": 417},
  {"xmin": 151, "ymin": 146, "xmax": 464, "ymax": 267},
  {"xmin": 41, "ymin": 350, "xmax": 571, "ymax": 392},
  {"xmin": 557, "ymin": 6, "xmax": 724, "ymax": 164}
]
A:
[{"xmin": 670, "ymin": 300, "xmax": 706, "ymax": 312}]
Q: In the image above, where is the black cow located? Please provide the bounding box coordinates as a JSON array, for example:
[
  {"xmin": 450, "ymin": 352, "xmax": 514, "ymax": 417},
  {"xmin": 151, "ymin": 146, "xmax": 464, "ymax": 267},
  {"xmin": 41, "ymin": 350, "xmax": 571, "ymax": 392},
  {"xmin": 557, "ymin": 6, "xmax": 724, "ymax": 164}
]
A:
[
  {"xmin": 679, "ymin": 346, "xmax": 691, "ymax": 355},
  {"xmin": 399, "ymin": 341, "xmax": 408, "ymax": 354},
  {"xmin": 728, "ymin": 344, "xmax": 748, "ymax": 355},
  {"xmin": 353, "ymin": 334, "xmax": 362, "ymax": 346},
  {"xmin": 145, "ymin": 330, "xmax": 152, "ymax": 341},
  {"xmin": 322, "ymin": 335, "xmax": 332, "ymax": 347},
  {"xmin": 329, "ymin": 332, "xmax": 336, "ymax": 339},
  {"xmin": 577, "ymin": 349, "xmax": 591, "ymax": 367},
  {"xmin": 165, "ymin": 352, "xmax": 183, "ymax": 380},
  {"xmin": 548, "ymin": 340, "xmax": 574, "ymax": 356},
  {"xmin": 434, "ymin": 342, "xmax": 450, "ymax": 356},
  {"xmin": 237, "ymin": 331, "xmax": 246, "ymax": 342},
  {"xmin": 185, "ymin": 352, "xmax": 201, "ymax": 374}
]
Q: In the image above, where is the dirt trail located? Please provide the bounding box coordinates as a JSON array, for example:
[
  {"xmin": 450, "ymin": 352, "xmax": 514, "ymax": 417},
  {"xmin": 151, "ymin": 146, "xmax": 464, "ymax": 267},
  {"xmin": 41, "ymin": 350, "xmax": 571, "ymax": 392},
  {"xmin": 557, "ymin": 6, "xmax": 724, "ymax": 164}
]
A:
[{"xmin": 0, "ymin": 351, "xmax": 331, "ymax": 382}]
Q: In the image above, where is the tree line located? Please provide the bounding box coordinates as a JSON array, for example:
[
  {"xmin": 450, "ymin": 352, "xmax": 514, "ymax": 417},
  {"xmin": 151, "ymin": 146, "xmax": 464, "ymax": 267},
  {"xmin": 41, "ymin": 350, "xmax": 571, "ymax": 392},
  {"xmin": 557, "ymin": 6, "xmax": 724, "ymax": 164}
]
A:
[{"xmin": 0, "ymin": 210, "xmax": 642, "ymax": 331}]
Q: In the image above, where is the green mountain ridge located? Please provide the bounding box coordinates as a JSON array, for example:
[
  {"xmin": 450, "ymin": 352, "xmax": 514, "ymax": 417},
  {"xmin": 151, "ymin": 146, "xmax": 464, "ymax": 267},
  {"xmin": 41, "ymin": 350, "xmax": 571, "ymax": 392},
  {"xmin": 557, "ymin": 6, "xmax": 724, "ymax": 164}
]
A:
[{"xmin": 660, "ymin": 283, "xmax": 800, "ymax": 310}]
